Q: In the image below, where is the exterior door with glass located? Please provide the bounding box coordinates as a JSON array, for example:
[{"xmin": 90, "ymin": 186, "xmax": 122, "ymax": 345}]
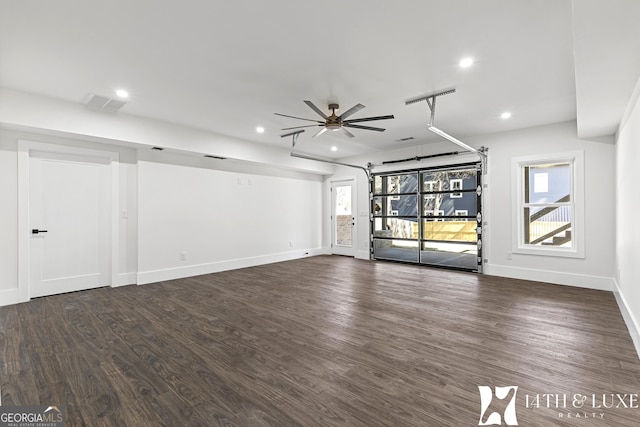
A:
[{"xmin": 331, "ymin": 180, "xmax": 356, "ymax": 256}]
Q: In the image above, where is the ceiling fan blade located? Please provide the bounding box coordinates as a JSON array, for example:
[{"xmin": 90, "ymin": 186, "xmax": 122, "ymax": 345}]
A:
[
  {"xmin": 344, "ymin": 123, "xmax": 386, "ymax": 132},
  {"xmin": 312, "ymin": 127, "xmax": 328, "ymax": 138},
  {"xmin": 281, "ymin": 124, "xmax": 323, "ymax": 130},
  {"xmin": 338, "ymin": 103, "xmax": 365, "ymax": 120},
  {"xmin": 304, "ymin": 100, "xmax": 329, "ymax": 119},
  {"xmin": 274, "ymin": 112, "xmax": 323, "ymax": 123},
  {"xmin": 344, "ymin": 114, "xmax": 395, "ymax": 124},
  {"xmin": 341, "ymin": 128, "xmax": 355, "ymax": 138}
]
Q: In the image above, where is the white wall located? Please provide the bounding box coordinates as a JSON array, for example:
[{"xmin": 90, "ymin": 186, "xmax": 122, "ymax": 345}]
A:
[
  {"xmin": 0, "ymin": 88, "xmax": 333, "ymax": 175},
  {"xmin": 0, "ymin": 132, "xmax": 19, "ymax": 296},
  {"xmin": 615, "ymin": 80, "xmax": 640, "ymax": 353},
  {"xmin": 0, "ymin": 86, "xmax": 622, "ymax": 306},
  {"xmin": 477, "ymin": 121, "xmax": 615, "ymax": 289},
  {"xmin": 331, "ymin": 120, "xmax": 616, "ymax": 290},
  {"xmin": 136, "ymin": 151, "xmax": 325, "ymax": 284},
  {"xmin": 0, "ymin": 89, "xmax": 332, "ymax": 306},
  {"xmin": 0, "ymin": 127, "xmax": 329, "ymax": 305}
]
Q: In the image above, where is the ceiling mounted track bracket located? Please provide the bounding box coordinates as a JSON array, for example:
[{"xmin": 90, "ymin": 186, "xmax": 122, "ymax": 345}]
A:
[
  {"xmin": 281, "ymin": 130, "xmax": 371, "ymax": 178},
  {"xmin": 282, "ymin": 129, "xmax": 305, "ymax": 152},
  {"xmin": 405, "ymin": 87, "xmax": 457, "ymax": 127},
  {"xmin": 406, "ymin": 87, "xmax": 487, "ymax": 172}
]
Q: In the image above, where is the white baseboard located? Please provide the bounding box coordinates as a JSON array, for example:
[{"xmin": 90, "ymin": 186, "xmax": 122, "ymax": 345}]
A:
[
  {"xmin": 2, "ymin": 250, "xmax": 332, "ymax": 305},
  {"xmin": 0, "ymin": 288, "xmax": 19, "ymax": 307},
  {"xmin": 0, "ymin": 272, "xmax": 138, "ymax": 306},
  {"xmin": 137, "ymin": 248, "xmax": 328, "ymax": 285},
  {"xmin": 112, "ymin": 272, "xmax": 137, "ymax": 287},
  {"xmin": 485, "ymin": 263, "xmax": 614, "ymax": 291},
  {"xmin": 613, "ymin": 278, "xmax": 640, "ymax": 360}
]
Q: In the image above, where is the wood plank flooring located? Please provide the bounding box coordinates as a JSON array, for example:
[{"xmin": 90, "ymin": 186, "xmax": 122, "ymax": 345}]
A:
[{"xmin": 1, "ymin": 255, "xmax": 640, "ymax": 426}]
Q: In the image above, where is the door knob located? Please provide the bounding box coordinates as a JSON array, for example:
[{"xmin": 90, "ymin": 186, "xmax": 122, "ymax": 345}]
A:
[{"xmin": 32, "ymin": 229, "xmax": 48, "ymax": 234}]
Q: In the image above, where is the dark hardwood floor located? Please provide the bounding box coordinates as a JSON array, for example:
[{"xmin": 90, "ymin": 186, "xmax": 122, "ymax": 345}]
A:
[{"xmin": 1, "ymin": 255, "xmax": 639, "ymax": 426}]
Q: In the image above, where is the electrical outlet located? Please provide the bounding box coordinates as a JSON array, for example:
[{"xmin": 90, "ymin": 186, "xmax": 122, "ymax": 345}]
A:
[
  {"xmin": 180, "ymin": 252, "xmax": 187, "ymax": 261},
  {"xmin": 289, "ymin": 241, "xmax": 294, "ymax": 247}
]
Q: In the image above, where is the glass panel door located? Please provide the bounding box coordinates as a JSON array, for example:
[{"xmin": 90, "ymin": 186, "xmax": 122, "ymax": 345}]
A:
[
  {"xmin": 371, "ymin": 163, "xmax": 482, "ymax": 272},
  {"xmin": 332, "ymin": 180, "xmax": 356, "ymax": 256},
  {"xmin": 372, "ymin": 172, "xmax": 419, "ymax": 263},
  {"xmin": 419, "ymin": 167, "xmax": 480, "ymax": 270}
]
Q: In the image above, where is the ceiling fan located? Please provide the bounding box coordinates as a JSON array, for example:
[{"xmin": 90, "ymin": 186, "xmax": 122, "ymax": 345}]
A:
[{"xmin": 275, "ymin": 100, "xmax": 394, "ymax": 138}]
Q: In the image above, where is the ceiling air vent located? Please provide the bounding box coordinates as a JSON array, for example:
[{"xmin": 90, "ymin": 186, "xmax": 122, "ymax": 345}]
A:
[
  {"xmin": 82, "ymin": 93, "xmax": 127, "ymax": 113},
  {"xmin": 204, "ymin": 155, "xmax": 226, "ymax": 160},
  {"xmin": 397, "ymin": 137, "xmax": 415, "ymax": 142},
  {"xmin": 151, "ymin": 147, "xmax": 164, "ymax": 151}
]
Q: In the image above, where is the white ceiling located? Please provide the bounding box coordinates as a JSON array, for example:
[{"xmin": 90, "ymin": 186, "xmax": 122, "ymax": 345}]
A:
[{"xmin": 1, "ymin": 0, "xmax": 639, "ymax": 159}]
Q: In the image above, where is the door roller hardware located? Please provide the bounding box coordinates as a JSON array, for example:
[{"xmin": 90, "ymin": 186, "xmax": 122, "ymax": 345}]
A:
[{"xmin": 32, "ymin": 229, "xmax": 48, "ymax": 234}]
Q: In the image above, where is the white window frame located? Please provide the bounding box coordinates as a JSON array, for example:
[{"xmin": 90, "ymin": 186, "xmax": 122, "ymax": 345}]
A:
[
  {"xmin": 511, "ymin": 150, "xmax": 584, "ymax": 258},
  {"xmin": 389, "ymin": 176, "xmax": 400, "ymax": 199},
  {"xmin": 424, "ymin": 209, "xmax": 445, "ymax": 221},
  {"xmin": 454, "ymin": 210, "xmax": 468, "ymax": 220},
  {"xmin": 423, "ymin": 180, "xmax": 439, "ymax": 199},
  {"xmin": 450, "ymin": 179, "xmax": 463, "ymax": 198}
]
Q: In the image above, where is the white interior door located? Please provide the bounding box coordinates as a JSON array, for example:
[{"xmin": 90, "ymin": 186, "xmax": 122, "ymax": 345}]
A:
[
  {"xmin": 29, "ymin": 151, "xmax": 111, "ymax": 298},
  {"xmin": 331, "ymin": 179, "xmax": 356, "ymax": 257}
]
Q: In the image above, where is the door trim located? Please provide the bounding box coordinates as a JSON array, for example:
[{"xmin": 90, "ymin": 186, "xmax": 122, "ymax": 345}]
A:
[
  {"xmin": 329, "ymin": 177, "xmax": 357, "ymax": 257},
  {"xmin": 17, "ymin": 140, "xmax": 120, "ymax": 303}
]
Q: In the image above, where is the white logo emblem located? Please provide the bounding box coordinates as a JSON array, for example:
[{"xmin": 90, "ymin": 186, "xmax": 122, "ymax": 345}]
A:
[{"xmin": 478, "ymin": 386, "xmax": 518, "ymax": 425}]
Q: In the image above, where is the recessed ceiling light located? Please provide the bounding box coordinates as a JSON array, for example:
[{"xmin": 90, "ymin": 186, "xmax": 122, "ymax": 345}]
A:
[
  {"xmin": 501, "ymin": 112, "xmax": 512, "ymax": 119},
  {"xmin": 115, "ymin": 89, "xmax": 129, "ymax": 98},
  {"xmin": 459, "ymin": 57, "xmax": 473, "ymax": 68},
  {"xmin": 256, "ymin": 126, "xmax": 265, "ymax": 133},
  {"xmin": 331, "ymin": 146, "xmax": 338, "ymax": 152}
]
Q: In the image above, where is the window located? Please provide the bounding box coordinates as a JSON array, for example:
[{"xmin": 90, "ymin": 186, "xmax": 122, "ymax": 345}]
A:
[
  {"xmin": 389, "ymin": 176, "xmax": 400, "ymax": 200},
  {"xmin": 424, "ymin": 209, "xmax": 445, "ymax": 219},
  {"xmin": 512, "ymin": 151, "xmax": 584, "ymax": 258},
  {"xmin": 454, "ymin": 210, "xmax": 468, "ymax": 220},
  {"xmin": 423, "ymin": 180, "xmax": 439, "ymax": 199},
  {"xmin": 450, "ymin": 179, "xmax": 462, "ymax": 198}
]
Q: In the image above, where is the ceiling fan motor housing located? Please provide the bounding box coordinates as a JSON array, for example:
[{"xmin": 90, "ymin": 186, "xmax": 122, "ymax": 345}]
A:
[{"xmin": 326, "ymin": 104, "xmax": 341, "ymax": 129}]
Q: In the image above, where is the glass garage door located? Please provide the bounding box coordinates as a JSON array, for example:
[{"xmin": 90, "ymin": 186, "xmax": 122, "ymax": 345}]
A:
[{"xmin": 371, "ymin": 163, "xmax": 482, "ymax": 272}]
